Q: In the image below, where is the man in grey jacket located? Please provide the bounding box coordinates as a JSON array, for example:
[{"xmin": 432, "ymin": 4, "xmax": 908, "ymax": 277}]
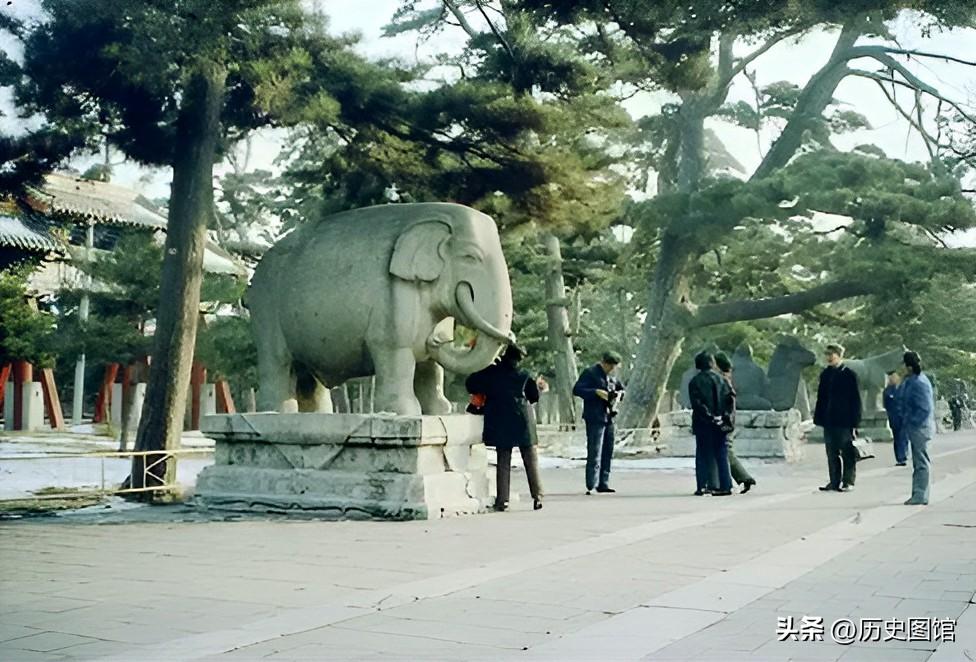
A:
[{"xmin": 900, "ymin": 351, "xmax": 935, "ymax": 506}]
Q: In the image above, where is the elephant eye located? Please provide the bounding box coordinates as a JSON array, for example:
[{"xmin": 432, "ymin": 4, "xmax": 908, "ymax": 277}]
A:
[{"xmin": 461, "ymin": 253, "xmax": 482, "ymax": 262}]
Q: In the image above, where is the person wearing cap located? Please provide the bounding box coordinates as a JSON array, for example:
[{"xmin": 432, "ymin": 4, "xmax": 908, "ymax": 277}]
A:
[
  {"xmin": 814, "ymin": 343, "xmax": 862, "ymax": 493},
  {"xmin": 573, "ymin": 351, "xmax": 625, "ymax": 494},
  {"xmin": 900, "ymin": 350, "xmax": 935, "ymax": 506},
  {"xmin": 466, "ymin": 344, "xmax": 544, "ymax": 511}
]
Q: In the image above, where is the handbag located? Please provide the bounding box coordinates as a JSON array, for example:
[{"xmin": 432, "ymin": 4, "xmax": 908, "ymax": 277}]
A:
[
  {"xmin": 466, "ymin": 393, "xmax": 486, "ymax": 415},
  {"xmin": 852, "ymin": 434, "xmax": 874, "ymax": 461}
]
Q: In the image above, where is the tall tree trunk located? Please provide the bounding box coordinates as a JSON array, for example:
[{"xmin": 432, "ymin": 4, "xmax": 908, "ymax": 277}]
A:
[
  {"xmin": 542, "ymin": 233, "xmax": 578, "ymax": 424},
  {"xmin": 129, "ymin": 63, "xmax": 226, "ymax": 495},
  {"xmin": 616, "ymin": 103, "xmax": 705, "ymax": 433},
  {"xmin": 615, "ymin": 234, "xmax": 692, "ymax": 434}
]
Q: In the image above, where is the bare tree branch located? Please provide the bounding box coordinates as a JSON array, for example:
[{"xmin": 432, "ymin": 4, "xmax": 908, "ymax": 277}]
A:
[
  {"xmin": 867, "ymin": 77, "xmax": 942, "ymax": 161},
  {"xmin": 850, "ymin": 70, "xmax": 976, "ymax": 126},
  {"xmin": 875, "ymin": 47, "xmax": 976, "ymax": 68},
  {"xmin": 442, "ymin": 0, "xmax": 480, "ymax": 40},
  {"xmin": 723, "ymin": 27, "xmax": 807, "ymax": 88},
  {"xmin": 474, "ymin": 0, "xmax": 516, "ymax": 63},
  {"xmin": 691, "ymin": 279, "xmax": 878, "ymax": 328}
]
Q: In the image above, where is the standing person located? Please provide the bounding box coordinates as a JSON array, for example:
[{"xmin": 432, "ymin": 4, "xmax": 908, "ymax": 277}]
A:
[
  {"xmin": 688, "ymin": 352, "xmax": 733, "ymax": 497},
  {"xmin": 714, "ymin": 352, "xmax": 757, "ymax": 493},
  {"xmin": 573, "ymin": 351, "xmax": 625, "ymax": 495},
  {"xmin": 901, "ymin": 351, "xmax": 935, "ymax": 506},
  {"xmin": 814, "ymin": 343, "xmax": 862, "ymax": 492},
  {"xmin": 466, "ymin": 345, "xmax": 544, "ymax": 512},
  {"xmin": 535, "ymin": 374, "xmax": 551, "ymax": 425},
  {"xmin": 883, "ymin": 371, "xmax": 908, "ymax": 466},
  {"xmin": 948, "ymin": 395, "xmax": 964, "ymax": 432}
]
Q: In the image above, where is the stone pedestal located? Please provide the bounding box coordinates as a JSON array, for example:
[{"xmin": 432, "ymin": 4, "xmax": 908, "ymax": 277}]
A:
[
  {"xmin": 657, "ymin": 409, "xmax": 804, "ymax": 462},
  {"xmin": 194, "ymin": 413, "xmax": 490, "ymax": 520},
  {"xmin": 857, "ymin": 411, "xmax": 892, "ymax": 442},
  {"xmin": 806, "ymin": 411, "xmax": 892, "ymax": 443}
]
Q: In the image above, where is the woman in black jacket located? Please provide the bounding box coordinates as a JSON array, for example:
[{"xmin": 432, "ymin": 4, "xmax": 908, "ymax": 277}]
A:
[{"xmin": 466, "ymin": 345, "xmax": 543, "ymax": 511}]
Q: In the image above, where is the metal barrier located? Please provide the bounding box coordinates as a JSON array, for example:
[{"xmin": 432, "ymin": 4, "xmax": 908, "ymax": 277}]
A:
[{"xmin": 0, "ymin": 448, "xmax": 213, "ymax": 501}]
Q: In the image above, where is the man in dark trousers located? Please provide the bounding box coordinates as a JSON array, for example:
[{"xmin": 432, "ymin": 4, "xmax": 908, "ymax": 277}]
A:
[
  {"xmin": 814, "ymin": 343, "xmax": 862, "ymax": 492},
  {"xmin": 573, "ymin": 351, "xmax": 625, "ymax": 495},
  {"xmin": 688, "ymin": 352, "xmax": 733, "ymax": 496},
  {"xmin": 883, "ymin": 371, "xmax": 908, "ymax": 466}
]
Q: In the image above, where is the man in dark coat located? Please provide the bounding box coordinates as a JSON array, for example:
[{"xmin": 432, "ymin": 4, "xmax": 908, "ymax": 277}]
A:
[
  {"xmin": 883, "ymin": 371, "xmax": 908, "ymax": 466},
  {"xmin": 688, "ymin": 352, "xmax": 733, "ymax": 496},
  {"xmin": 573, "ymin": 351, "xmax": 625, "ymax": 494},
  {"xmin": 814, "ymin": 343, "xmax": 862, "ymax": 492},
  {"xmin": 466, "ymin": 345, "xmax": 543, "ymax": 511}
]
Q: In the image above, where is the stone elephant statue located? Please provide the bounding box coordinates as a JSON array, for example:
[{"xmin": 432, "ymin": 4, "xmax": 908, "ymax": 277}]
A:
[{"xmin": 247, "ymin": 202, "xmax": 515, "ymax": 416}]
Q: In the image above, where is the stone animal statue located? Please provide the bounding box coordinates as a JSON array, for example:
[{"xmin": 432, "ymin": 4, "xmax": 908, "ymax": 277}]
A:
[
  {"xmin": 766, "ymin": 336, "xmax": 816, "ymax": 411},
  {"xmin": 732, "ymin": 343, "xmax": 772, "ymax": 410},
  {"xmin": 845, "ymin": 347, "xmax": 907, "ymax": 413},
  {"xmin": 247, "ymin": 202, "xmax": 515, "ymax": 416}
]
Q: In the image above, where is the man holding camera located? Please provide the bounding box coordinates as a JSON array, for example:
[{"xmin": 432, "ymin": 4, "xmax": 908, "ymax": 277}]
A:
[{"xmin": 573, "ymin": 351, "xmax": 625, "ymax": 495}]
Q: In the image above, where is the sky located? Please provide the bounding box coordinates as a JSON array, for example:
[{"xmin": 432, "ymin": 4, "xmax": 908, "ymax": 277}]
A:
[{"xmin": 2, "ymin": 0, "xmax": 975, "ymax": 246}]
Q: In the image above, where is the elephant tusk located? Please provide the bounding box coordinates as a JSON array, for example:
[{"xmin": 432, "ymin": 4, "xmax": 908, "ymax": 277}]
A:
[{"xmin": 455, "ymin": 282, "xmax": 514, "ymax": 345}]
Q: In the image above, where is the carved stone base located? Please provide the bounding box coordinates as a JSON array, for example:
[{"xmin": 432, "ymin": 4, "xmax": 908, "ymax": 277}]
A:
[
  {"xmin": 657, "ymin": 409, "xmax": 804, "ymax": 462},
  {"xmin": 806, "ymin": 411, "xmax": 892, "ymax": 443},
  {"xmin": 194, "ymin": 413, "xmax": 489, "ymax": 520}
]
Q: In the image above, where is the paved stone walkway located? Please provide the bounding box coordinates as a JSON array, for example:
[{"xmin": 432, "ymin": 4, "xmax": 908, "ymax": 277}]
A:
[{"xmin": 1, "ymin": 432, "xmax": 974, "ymax": 661}]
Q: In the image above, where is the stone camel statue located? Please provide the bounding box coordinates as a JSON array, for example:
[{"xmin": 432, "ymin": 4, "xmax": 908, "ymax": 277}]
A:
[
  {"xmin": 845, "ymin": 347, "xmax": 907, "ymax": 413},
  {"xmin": 731, "ymin": 343, "xmax": 771, "ymax": 410},
  {"xmin": 766, "ymin": 336, "xmax": 816, "ymax": 411},
  {"xmin": 247, "ymin": 202, "xmax": 515, "ymax": 416},
  {"xmin": 677, "ymin": 337, "xmax": 816, "ymax": 412}
]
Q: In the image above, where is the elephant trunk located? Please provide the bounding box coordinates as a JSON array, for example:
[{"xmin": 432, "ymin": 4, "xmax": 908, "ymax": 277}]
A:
[
  {"xmin": 455, "ymin": 282, "xmax": 515, "ymax": 345},
  {"xmin": 427, "ymin": 333, "xmax": 506, "ymax": 375},
  {"xmin": 426, "ymin": 281, "xmax": 513, "ymax": 375}
]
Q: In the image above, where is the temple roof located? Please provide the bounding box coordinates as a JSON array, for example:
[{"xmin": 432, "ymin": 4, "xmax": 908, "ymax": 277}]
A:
[
  {"xmin": 25, "ymin": 173, "xmax": 167, "ymax": 229},
  {"xmin": 0, "ymin": 212, "xmax": 62, "ymax": 255}
]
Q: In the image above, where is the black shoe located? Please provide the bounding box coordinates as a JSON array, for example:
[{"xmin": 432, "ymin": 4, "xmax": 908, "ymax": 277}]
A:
[
  {"xmin": 712, "ymin": 490, "xmax": 733, "ymax": 496},
  {"xmin": 694, "ymin": 488, "xmax": 710, "ymax": 496},
  {"xmin": 596, "ymin": 486, "xmax": 616, "ymax": 493},
  {"xmin": 819, "ymin": 484, "xmax": 840, "ymax": 492},
  {"xmin": 493, "ymin": 502, "xmax": 509, "ymax": 512},
  {"xmin": 741, "ymin": 479, "xmax": 756, "ymax": 494},
  {"xmin": 896, "ymin": 461, "xmax": 907, "ymax": 466},
  {"xmin": 585, "ymin": 490, "xmax": 592, "ymax": 495},
  {"xmin": 533, "ymin": 499, "xmax": 543, "ymax": 511}
]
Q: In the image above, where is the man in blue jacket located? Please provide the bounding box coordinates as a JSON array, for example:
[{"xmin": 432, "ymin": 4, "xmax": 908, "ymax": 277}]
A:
[
  {"xmin": 900, "ymin": 351, "xmax": 935, "ymax": 506},
  {"xmin": 573, "ymin": 352, "xmax": 625, "ymax": 495},
  {"xmin": 883, "ymin": 371, "xmax": 908, "ymax": 466}
]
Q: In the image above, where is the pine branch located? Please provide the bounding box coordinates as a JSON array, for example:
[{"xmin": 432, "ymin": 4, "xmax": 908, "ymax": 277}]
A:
[{"xmin": 691, "ymin": 279, "xmax": 878, "ymax": 328}]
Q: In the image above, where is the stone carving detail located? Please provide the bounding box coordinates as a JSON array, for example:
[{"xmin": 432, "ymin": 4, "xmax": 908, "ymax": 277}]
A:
[
  {"xmin": 196, "ymin": 413, "xmax": 490, "ymax": 520},
  {"xmin": 247, "ymin": 203, "xmax": 515, "ymax": 417}
]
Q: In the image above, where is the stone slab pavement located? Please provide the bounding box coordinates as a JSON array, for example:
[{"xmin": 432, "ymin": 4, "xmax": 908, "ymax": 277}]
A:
[{"xmin": 1, "ymin": 431, "xmax": 975, "ymax": 661}]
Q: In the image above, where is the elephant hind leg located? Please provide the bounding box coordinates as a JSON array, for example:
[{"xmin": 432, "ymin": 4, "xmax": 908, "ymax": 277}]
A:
[
  {"xmin": 415, "ymin": 360, "xmax": 452, "ymax": 415},
  {"xmin": 296, "ymin": 367, "xmax": 333, "ymax": 413}
]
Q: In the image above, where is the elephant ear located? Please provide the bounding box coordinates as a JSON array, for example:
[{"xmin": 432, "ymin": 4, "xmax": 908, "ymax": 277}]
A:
[{"xmin": 390, "ymin": 220, "xmax": 452, "ymax": 282}]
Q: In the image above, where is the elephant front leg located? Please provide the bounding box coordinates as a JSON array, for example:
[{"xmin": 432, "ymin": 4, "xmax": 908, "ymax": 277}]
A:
[
  {"xmin": 370, "ymin": 346, "xmax": 422, "ymax": 416},
  {"xmin": 415, "ymin": 360, "xmax": 452, "ymax": 415}
]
